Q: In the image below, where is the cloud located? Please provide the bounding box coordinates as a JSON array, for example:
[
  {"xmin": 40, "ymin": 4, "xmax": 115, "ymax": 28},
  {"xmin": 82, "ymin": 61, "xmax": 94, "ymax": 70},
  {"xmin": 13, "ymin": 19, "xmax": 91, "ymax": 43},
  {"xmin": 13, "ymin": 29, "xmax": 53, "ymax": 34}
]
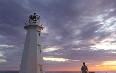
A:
[
  {"xmin": 0, "ymin": 44, "xmax": 14, "ymax": 48},
  {"xmin": 0, "ymin": 0, "xmax": 116, "ymax": 71},
  {"xmin": 0, "ymin": 51, "xmax": 5, "ymax": 57}
]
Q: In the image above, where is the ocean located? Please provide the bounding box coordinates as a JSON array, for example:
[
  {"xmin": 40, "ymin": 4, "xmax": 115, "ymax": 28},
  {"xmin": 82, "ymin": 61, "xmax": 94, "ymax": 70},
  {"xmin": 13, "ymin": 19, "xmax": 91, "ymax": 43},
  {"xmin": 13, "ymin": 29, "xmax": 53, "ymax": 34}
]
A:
[{"xmin": 0, "ymin": 71, "xmax": 116, "ymax": 73}]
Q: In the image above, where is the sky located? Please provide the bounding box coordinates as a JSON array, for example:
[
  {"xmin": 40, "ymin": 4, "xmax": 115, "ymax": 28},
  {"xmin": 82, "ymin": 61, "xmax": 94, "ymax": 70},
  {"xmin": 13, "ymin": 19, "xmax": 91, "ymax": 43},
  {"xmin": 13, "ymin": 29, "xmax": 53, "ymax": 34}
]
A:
[{"xmin": 0, "ymin": 0, "xmax": 116, "ymax": 71}]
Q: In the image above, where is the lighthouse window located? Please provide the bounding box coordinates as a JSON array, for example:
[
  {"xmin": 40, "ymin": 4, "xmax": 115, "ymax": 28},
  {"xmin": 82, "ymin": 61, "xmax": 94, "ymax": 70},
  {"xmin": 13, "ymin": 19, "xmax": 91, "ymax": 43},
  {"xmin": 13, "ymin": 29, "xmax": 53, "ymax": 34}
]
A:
[
  {"xmin": 39, "ymin": 64, "xmax": 42, "ymax": 71},
  {"xmin": 40, "ymin": 49, "xmax": 41, "ymax": 53},
  {"xmin": 38, "ymin": 44, "xmax": 40, "ymax": 46},
  {"xmin": 39, "ymin": 33, "xmax": 40, "ymax": 36}
]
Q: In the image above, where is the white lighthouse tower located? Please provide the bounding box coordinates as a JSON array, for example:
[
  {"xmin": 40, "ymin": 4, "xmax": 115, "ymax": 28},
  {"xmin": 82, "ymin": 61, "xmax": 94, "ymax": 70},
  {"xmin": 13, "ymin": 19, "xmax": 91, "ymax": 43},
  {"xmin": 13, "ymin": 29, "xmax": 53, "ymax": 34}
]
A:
[{"xmin": 19, "ymin": 13, "xmax": 44, "ymax": 73}]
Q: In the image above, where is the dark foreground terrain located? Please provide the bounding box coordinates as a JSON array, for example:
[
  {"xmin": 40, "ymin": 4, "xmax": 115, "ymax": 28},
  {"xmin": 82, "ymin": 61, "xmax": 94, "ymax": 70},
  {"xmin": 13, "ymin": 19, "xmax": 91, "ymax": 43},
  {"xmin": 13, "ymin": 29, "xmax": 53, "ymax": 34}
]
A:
[
  {"xmin": 0, "ymin": 71, "xmax": 18, "ymax": 73},
  {"xmin": 0, "ymin": 71, "xmax": 115, "ymax": 73}
]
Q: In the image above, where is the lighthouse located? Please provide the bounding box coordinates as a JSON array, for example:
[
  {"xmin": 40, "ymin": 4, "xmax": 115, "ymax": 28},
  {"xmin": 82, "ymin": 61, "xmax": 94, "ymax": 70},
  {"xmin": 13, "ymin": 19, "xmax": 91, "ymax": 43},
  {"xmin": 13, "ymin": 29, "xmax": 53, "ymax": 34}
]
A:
[{"xmin": 19, "ymin": 13, "xmax": 44, "ymax": 73}]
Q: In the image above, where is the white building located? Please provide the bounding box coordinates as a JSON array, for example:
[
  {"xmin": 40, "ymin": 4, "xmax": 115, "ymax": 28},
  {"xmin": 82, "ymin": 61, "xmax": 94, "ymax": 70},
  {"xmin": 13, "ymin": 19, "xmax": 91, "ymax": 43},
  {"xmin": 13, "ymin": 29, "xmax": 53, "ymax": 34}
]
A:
[{"xmin": 19, "ymin": 13, "xmax": 44, "ymax": 73}]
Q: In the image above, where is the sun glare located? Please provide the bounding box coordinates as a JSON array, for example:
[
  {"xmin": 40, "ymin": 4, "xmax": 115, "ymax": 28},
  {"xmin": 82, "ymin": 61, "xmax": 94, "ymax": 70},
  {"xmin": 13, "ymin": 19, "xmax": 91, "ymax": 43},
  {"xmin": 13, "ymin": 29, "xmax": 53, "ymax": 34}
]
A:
[
  {"xmin": 43, "ymin": 57, "xmax": 69, "ymax": 62},
  {"xmin": 43, "ymin": 47, "xmax": 60, "ymax": 52},
  {"xmin": 0, "ymin": 59, "xmax": 7, "ymax": 62}
]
